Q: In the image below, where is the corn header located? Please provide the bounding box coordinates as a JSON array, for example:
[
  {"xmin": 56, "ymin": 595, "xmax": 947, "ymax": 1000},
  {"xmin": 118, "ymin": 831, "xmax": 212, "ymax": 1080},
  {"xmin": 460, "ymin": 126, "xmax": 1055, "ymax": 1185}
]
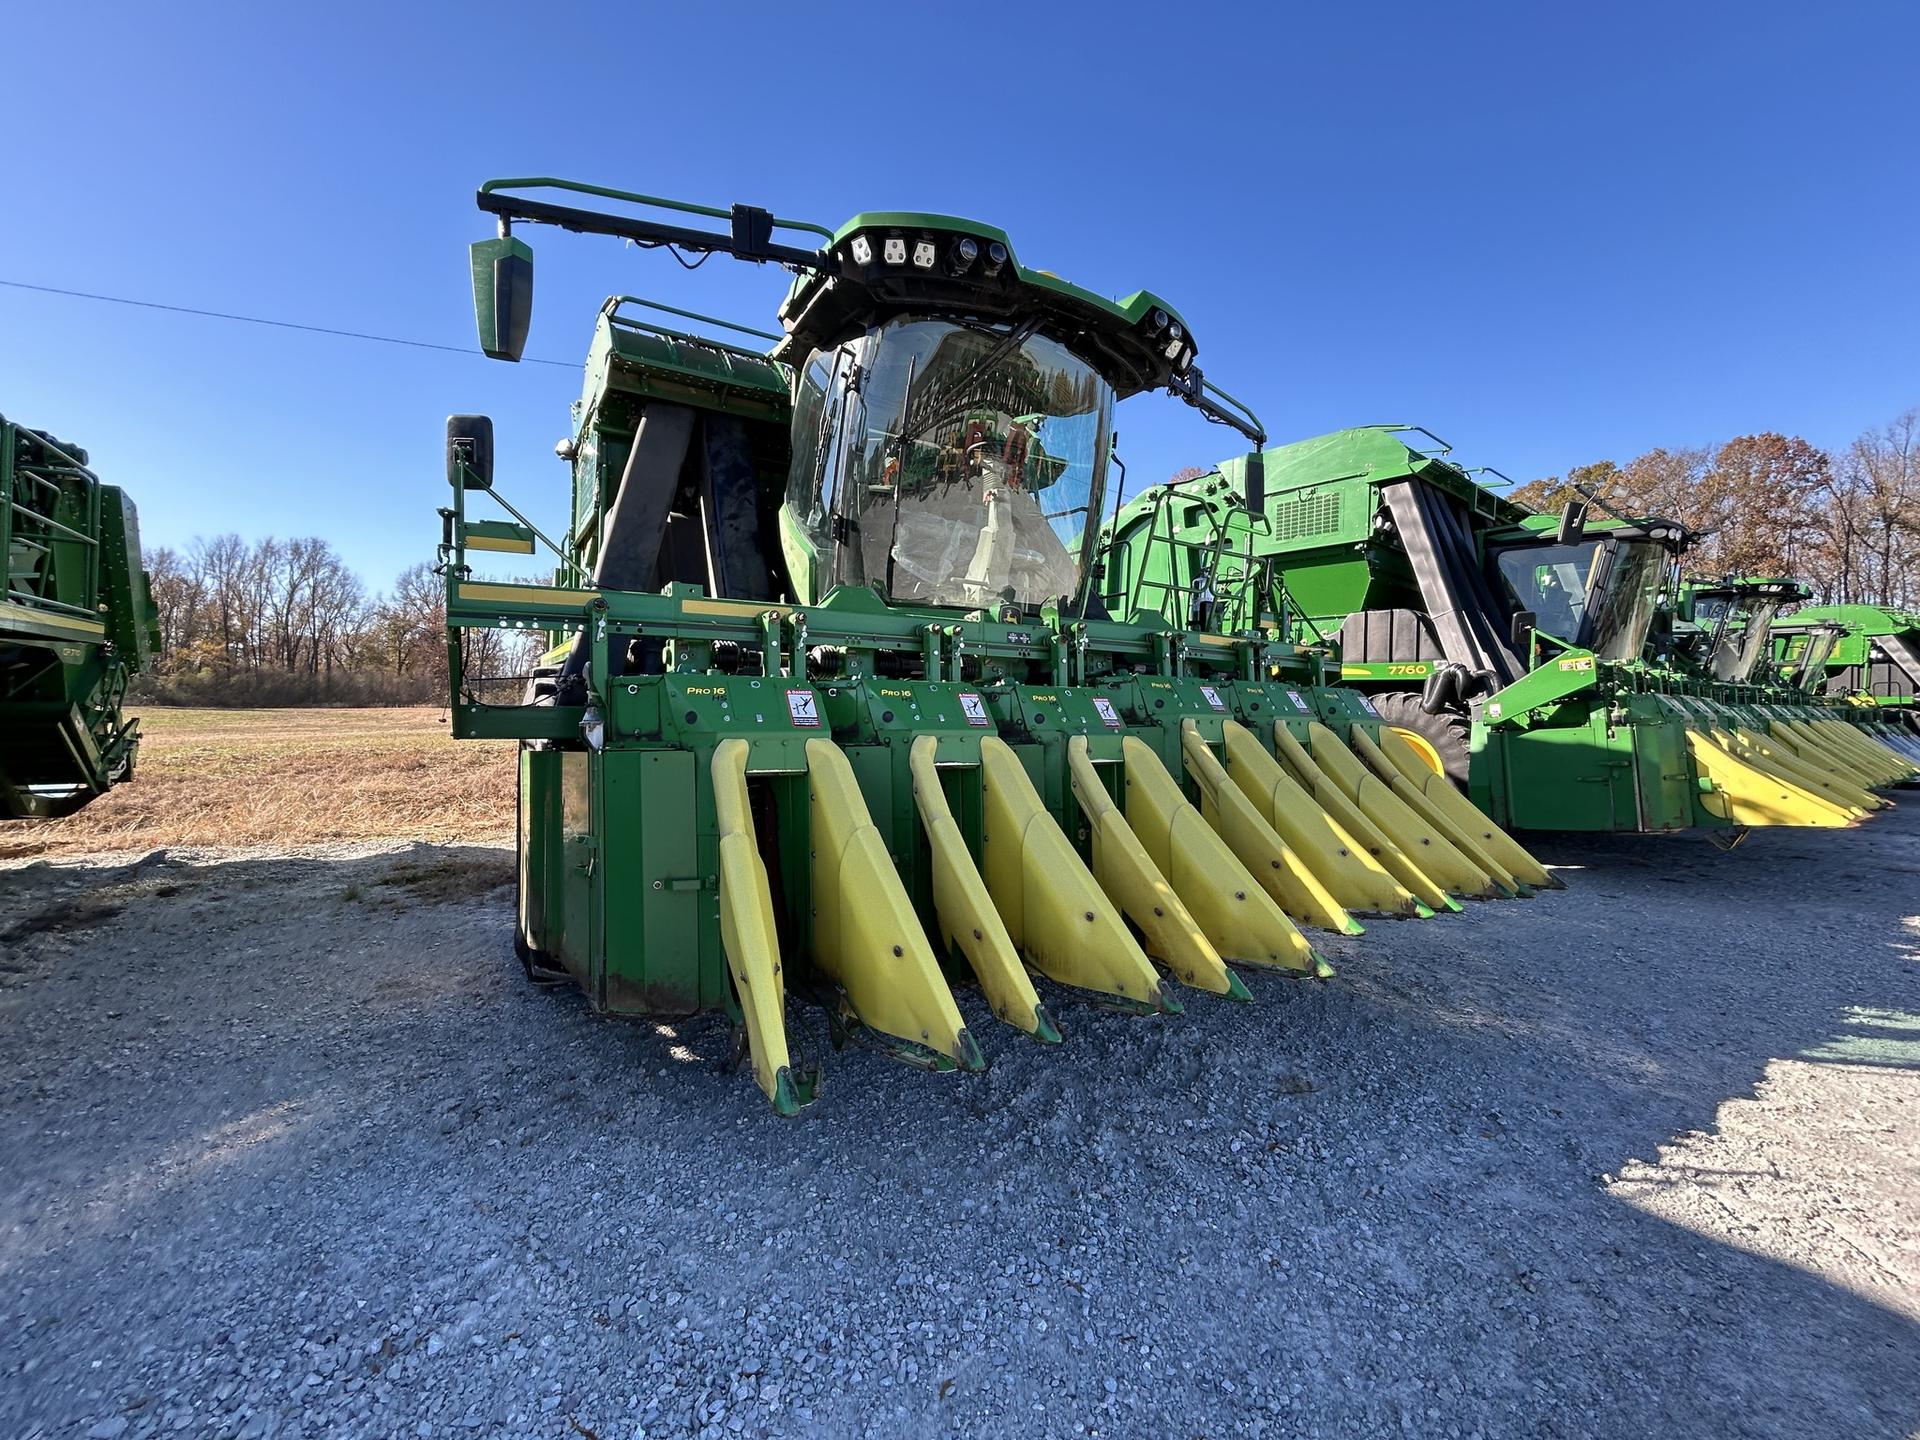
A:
[
  {"xmin": 1771, "ymin": 601, "xmax": 1920, "ymax": 761},
  {"xmin": 1100, "ymin": 426, "xmax": 1916, "ymax": 834},
  {"xmin": 1, "ymin": 415, "xmax": 156, "ymax": 818},
  {"xmin": 438, "ymin": 180, "xmax": 1551, "ymax": 1114}
]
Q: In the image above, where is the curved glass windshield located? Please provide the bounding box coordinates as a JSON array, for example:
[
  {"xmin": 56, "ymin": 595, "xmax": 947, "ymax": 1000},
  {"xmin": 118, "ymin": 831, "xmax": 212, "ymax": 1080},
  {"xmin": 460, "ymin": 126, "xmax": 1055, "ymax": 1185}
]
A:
[
  {"xmin": 1494, "ymin": 537, "xmax": 1669, "ymax": 662},
  {"xmin": 1585, "ymin": 542, "xmax": 1669, "ymax": 662},
  {"xmin": 1795, "ymin": 629, "xmax": 1839, "ymax": 690},
  {"xmin": 1495, "ymin": 539, "xmax": 1602, "ymax": 642},
  {"xmin": 785, "ymin": 317, "xmax": 1113, "ymax": 610},
  {"xmin": 1710, "ymin": 597, "xmax": 1785, "ymax": 682}
]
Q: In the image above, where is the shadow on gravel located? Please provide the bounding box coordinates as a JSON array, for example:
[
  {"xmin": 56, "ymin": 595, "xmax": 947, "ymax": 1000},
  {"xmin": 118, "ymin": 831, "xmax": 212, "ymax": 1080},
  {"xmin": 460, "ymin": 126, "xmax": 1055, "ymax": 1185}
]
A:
[{"xmin": 2, "ymin": 820, "xmax": 1918, "ymax": 1438}]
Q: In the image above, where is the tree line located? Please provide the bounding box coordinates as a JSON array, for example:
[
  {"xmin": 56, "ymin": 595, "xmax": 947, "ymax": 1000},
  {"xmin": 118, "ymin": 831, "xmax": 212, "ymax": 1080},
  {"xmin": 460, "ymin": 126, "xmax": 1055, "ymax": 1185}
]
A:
[
  {"xmin": 145, "ymin": 404, "xmax": 1914, "ymax": 707},
  {"xmin": 1507, "ymin": 406, "xmax": 1919, "ymax": 608},
  {"xmin": 139, "ymin": 537, "xmax": 531, "ymax": 705}
]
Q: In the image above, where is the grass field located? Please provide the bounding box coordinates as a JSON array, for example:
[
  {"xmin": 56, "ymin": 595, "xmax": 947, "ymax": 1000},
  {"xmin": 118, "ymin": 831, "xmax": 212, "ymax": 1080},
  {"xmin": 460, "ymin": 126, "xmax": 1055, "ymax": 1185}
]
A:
[{"xmin": 2, "ymin": 708, "xmax": 516, "ymax": 861}]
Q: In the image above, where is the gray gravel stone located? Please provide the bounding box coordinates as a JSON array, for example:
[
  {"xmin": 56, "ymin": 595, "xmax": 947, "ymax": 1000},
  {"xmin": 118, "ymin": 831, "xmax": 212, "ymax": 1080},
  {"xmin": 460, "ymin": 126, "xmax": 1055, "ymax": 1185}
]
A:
[{"xmin": 1, "ymin": 823, "xmax": 1917, "ymax": 1438}]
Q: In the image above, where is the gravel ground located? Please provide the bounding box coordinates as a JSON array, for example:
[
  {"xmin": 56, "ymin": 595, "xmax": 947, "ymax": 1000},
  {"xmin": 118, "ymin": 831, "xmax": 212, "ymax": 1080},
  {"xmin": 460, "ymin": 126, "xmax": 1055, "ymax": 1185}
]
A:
[{"xmin": 2, "ymin": 809, "xmax": 1917, "ymax": 1440}]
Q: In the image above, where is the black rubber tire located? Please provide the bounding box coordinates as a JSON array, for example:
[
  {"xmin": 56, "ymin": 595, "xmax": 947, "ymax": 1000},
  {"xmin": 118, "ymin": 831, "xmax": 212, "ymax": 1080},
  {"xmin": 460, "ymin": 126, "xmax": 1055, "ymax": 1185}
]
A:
[{"xmin": 1370, "ymin": 690, "xmax": 1472, "ymax": 791}]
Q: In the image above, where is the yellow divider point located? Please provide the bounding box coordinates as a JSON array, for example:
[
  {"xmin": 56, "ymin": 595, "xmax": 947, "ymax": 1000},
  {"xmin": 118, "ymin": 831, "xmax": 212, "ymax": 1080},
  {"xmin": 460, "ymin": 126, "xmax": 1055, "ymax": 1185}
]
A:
[
  {"xmin": 1179, "ymin": 721, "xmax": 1362, "ymax": 935},
  {"xmin": 1304, "ymin": 722, "xmax": 1503, "ymax": 899},
  {"xmin": 1807, "ymin": 718, "xmax": 1915, "ymax": 784},
  {"xmin": 1121, "ymin": 737, "xmax": 1326, "ymax": 975},
  {"xmin": 1344, "ymin": 726, "xmax": 1521, "ymax": 893},
  {"xmin": 1827, "ymin": 717, "xmax": 1920, "ymax": 776},
  {"xmin": 805, "ymin": 738, "xmax": 983, "ymax": 1070},
  {"xmin": 1769, "ymin": 722, "xmax": 1878, "ymax": 790},
  {"xmin": 1730, "ymin": 728, "xmax": 1879, "ymax": 814},
  {"xmin": 1220, "ymin": 722, "xmax": 1424, "ymax": 919},
  {"xmin": 907, "ymin": 738, "xmax": 1060, "ymax": 1042},
  {"xmin": 1064, "ymin": 738, "xmax": 1247, "ymax": 997},
  {"xmin": 1710, "ymin": 729, "xmax": 1865, "ymax": 822},
  {"xmin": 1270, "ymin": 721, "xmax": 1459, "ymax": 913},
  {"xmin": 1811, "ymin": 716, "xmax": 1909, "ymax": 779},
  {"xmin": 1770, "ymin": 719, "xmax": 1893, "ymax": 792},
  {"xmin": 1687, "ymin": 730, "xmax": 1855, "ymax": 827},
  {"xmin": 1345, "ymin": 725, "xmax": 1528, "ymax": 894},
  {"xmin": 1371, "ymin": 726, "xmax": 1562, "ymax": 890},
  {"xmin": 711, "ymin": 739, "xmax": 804, "ymax": 1113},
  {"xmin": 978, "ymin": 736, "xmax": 1176, "ymax": 1013}
]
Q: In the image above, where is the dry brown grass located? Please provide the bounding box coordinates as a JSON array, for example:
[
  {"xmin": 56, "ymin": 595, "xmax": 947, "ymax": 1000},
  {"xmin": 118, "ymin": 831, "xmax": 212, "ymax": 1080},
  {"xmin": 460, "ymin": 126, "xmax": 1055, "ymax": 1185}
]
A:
[{"xmin": 2, "ymin": 708, "xmax": 517, "ymax": 861}]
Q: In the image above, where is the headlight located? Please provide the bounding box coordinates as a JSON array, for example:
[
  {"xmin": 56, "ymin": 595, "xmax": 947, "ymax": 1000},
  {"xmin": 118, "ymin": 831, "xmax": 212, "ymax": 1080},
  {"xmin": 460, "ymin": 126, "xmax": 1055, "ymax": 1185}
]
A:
[
  {"xmin": 984, "ymin": 241, "xmax": 1008, "ymax": 276},
  {"xmin": 912, "ymin": 239, "xmax": 936, "ymax": 269},
  {"xmin": 850, "ymin": 235, "xmax": 872, "ymax": 265},
  {"xmin": 950, "ymin": 237, "xmax": 979, "ymax": 272},
  {"xmin": 883, "ymin": 236, "xmax": 907, "ymax": 265}
]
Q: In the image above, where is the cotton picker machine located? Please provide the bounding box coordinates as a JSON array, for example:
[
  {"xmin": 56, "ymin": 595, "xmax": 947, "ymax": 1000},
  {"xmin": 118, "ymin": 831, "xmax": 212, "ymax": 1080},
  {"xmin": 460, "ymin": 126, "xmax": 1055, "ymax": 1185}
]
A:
[
  {"xmin": 1771, "ymin": 601, "xmax": 1920, "ymax": 763},
  {"xmin": 1100, "ymin": 426, "xmax": 1916, "ymax": 835},
  {"xmin": 439, "ymin": 179, "xmax": 1549, "ymax": 1114},
  {"xmin": 1, "ymin": 415, "xmax": 157, "ymax": 818}
]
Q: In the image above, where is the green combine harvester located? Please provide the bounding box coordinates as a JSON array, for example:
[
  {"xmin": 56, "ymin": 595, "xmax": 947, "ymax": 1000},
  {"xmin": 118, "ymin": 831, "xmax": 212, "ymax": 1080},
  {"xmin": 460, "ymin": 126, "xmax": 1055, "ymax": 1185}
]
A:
[
  {"xmin": 1, "ymin": 415, "xmax": 156, "ymax": 818},
  {"xmin": 1770, "ymin": 600, "xmax": 1920, "ymax": 764},
  {"xmin": 437, "ymin": 179, "xmax": 1554, "ymax": 1113},
  {"xmin": 1665, "ymin": 578, "xmax": 1919, "ymax": 760},
  {"xmin": 1101, "ymin": 425, "xmax": 1917, "ymax": 834}
]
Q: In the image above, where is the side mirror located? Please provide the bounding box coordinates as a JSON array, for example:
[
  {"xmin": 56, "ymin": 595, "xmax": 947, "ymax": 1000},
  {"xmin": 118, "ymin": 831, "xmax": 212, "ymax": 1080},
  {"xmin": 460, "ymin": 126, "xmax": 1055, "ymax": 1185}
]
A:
[
  {"xmin": 1555, "ymin": 499, "xmax": 1588, "ymax": 546},
  {"xmin": 470, "ymin": 235, "xmax": 534, "ymax": 362},
  {"xmin": 447, "ymin": 414, "xmax": 495, "ymax": 490},
  {"xmin": 1510, "ymin": 609, "xmax": 1537, "ymax": 655},
  {"xmin": 1243, "ymin": 448, "xmax": 1265, "ymax": 514}
]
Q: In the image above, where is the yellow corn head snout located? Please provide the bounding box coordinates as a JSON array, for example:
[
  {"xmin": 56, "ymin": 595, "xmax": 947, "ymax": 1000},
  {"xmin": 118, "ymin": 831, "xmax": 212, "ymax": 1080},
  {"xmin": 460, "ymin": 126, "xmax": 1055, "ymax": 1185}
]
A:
[
  {"xmin": 1120, "ymin": 736, "xmax": 1329, "ymax": 975},
  {"xmin": 806, "ymin": 739, "xmax": 986, "ymax": 1071},
  {"xmin": 1367, "ymin": 727, "xmax": 1560, "ymax": 890},
  {"xmin": 1179, "ymin": 721, "xmax": 1362, "ymax": 936},
  {"xmin": 710, "ymin": 700, "xmax": 1563, "ymax": 1115},
  {"xmin": 1064, "ymin": 738, "xmax": 1248, "ymax": 997},
  {"xmin": 1219, "ymin": 723, "xmax": 1428, "ymax": 919},
  {"xmin": 1268, "ymin": 723, "xmax": 1459, "ymax": 911},
  {"xmin": 1687, "ymin": 730, "xmax": 1857, "ymax": 828},
  {"xmin": 907, "ymin": 738, "xmax": 1059, "ymax": 1043},
  {"xmin": 1727, "ymin": 728, "xmax": 1878, "ymax": 815},
  {"xmin": 979, "ymin": 736, "xmax": 1176, "ymax": 1013},
  {"xmin": 1803, "ymin": 719, "xmax": 1919, "ymax": 786},
  {"xmin": 711, "ymin": 740, "xmax": 800, "ymax": 1111},
  {"xmin": 1303, "ymin": 721, "xmax": 1503, "ymax": 899},
  {"xmin": 1346, "ymin": 726, "xmax": 1554, "ymax": 894}
]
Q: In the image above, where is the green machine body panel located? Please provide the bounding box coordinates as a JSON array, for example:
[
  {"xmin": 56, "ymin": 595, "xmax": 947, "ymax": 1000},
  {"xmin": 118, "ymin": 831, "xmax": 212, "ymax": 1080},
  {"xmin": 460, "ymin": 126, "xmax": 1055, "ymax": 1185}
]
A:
[
  {"xmin": 1, "ymin": 415, "xmax": 158, "ymax": 818},
  {"xmin": 1776, "ymin": 602, "xmax": 1920, "ymax": 710},
  {"xmin": 1099, "ymin": 425, "xmax": 1905, "ymax": 833}
]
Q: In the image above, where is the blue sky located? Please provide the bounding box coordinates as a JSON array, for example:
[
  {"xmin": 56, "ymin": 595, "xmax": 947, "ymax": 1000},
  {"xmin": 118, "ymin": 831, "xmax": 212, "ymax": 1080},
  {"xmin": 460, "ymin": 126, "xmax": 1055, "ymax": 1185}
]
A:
[{"xmin": 4, "ymin": 2, "xmax": 1915, "ymax": 592}]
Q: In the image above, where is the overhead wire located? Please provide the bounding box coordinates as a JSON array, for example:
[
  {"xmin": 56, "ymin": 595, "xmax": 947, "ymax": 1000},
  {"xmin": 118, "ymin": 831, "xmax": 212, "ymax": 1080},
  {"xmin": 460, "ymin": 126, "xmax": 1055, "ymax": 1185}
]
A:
[{"xmin": 0, "ymin": 277, "xmax": 578, "ymax": 368}]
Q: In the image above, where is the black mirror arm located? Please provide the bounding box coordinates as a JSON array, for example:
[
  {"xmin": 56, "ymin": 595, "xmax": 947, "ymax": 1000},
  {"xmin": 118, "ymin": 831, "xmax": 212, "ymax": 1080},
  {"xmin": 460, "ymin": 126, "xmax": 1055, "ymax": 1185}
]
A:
[{"xmin": 477, "ymin": 190, "xmax": 833, "ymax": 274}]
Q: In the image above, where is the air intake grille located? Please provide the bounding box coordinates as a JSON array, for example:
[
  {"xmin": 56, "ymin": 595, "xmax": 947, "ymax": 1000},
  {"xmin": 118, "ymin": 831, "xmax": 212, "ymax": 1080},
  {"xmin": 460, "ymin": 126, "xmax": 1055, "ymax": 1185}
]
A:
[{"xmin": 1271, "ymin": 490, "xmax": 1342, "ymax": 542}]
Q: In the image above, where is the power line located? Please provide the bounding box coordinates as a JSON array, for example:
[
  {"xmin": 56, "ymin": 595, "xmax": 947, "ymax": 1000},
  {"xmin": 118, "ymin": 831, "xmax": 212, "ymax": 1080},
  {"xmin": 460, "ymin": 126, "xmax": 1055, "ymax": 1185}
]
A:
[{"xmin": 0, "ymin": 277, "xmax": 577, "ymax": 368}]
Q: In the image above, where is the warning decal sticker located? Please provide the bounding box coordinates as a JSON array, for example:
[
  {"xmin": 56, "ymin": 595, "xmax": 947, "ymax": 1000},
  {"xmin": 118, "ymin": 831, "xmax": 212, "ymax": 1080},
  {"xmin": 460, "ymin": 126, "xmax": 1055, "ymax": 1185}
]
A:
[
  {"xmin": 786, "ymin": 689, "xmax": 820, "ymax": 727},
  {"xmin": 957, "ymin": 692, "xmax": 991, "ymax": 727}
]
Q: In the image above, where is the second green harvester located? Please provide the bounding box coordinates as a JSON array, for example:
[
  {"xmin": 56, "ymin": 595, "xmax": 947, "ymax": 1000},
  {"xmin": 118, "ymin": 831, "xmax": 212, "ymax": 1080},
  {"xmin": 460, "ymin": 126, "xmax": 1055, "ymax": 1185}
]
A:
[{"xmin": 1102, "ymin": 425, "xmax": 1916, "ymax": 833}]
